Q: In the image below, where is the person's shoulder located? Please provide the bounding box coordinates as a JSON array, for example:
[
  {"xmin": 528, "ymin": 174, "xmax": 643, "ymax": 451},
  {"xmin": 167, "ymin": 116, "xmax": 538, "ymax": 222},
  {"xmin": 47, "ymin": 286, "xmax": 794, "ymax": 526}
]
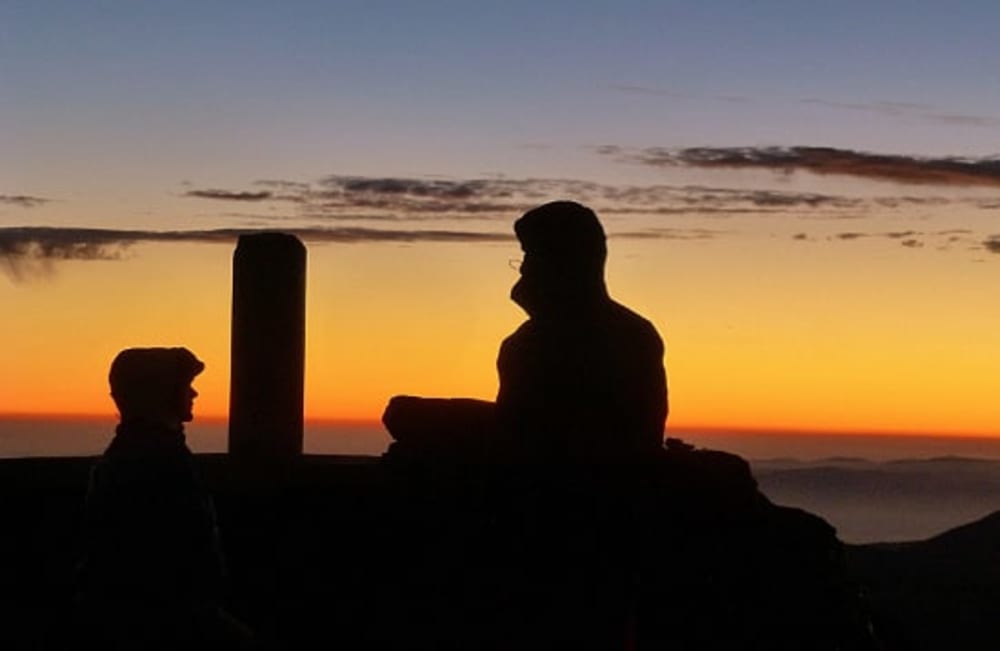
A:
[
  {"xmin": 498, "ymin": 319, "xmax": 542, "ymax": 370},
  {"xmin": 500, "ymin": 319, "xmax": 536, "ymax": 346},
  {"xmin": 607, "ymin": 300, "xmax": 663, "ymax": 342}
]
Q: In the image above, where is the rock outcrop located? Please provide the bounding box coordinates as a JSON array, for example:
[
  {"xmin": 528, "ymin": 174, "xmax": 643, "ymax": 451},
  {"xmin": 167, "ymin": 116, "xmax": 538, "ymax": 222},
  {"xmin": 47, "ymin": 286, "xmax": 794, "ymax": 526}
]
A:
[
  {"xmin": 378, "ymin": 400, "xmax": 877, "ymax": 650},
  {"xmin": 1, "ymin": 433, "xmax": 879, "ymax": 650}
]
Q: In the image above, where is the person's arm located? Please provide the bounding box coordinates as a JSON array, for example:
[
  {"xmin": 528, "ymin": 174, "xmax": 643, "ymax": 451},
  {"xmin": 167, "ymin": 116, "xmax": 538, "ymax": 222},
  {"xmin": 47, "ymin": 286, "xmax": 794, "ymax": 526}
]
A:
[{"xmin": 631, "ymin": 327, "xmax": 668, "ymax": 454}]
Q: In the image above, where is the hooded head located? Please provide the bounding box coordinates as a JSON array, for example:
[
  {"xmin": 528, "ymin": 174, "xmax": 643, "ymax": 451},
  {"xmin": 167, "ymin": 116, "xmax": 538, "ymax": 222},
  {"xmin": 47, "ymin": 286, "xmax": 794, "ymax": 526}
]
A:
[
  {"xmin": 511, "ymin": 201, "xmax": 608, "ymax": 317},
  {"xmin": 109, "ymin": 347, "xmax": 204, "ymax": 427}
]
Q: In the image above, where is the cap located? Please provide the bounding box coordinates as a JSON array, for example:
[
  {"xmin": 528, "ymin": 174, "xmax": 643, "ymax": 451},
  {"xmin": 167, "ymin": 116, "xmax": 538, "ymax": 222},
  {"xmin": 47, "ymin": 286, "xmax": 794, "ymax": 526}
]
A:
[
  {"xmin": 109, "ymin": 347, "xmax": 204, "ymax": 400},
  {"xmin": 514, "ymin": 201, "xmax": 607, "ymax": 262}
]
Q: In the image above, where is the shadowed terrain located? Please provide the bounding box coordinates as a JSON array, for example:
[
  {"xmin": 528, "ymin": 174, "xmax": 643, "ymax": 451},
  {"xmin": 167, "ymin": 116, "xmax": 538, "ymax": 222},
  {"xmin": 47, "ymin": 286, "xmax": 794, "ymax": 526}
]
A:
[
  {"xmin": 1, "ymin": 442, "xmax": 883, "ymax": 650},
  {"xmin": 847, "ymin": 511, "xmax": 1000, "ymax": 651}
]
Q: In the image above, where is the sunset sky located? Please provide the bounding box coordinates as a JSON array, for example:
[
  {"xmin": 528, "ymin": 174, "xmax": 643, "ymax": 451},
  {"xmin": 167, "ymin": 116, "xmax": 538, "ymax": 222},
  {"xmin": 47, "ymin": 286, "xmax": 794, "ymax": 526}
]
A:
[{"xmin": 3, "ymin": 2, "xmax": 999, "ymax": 441}]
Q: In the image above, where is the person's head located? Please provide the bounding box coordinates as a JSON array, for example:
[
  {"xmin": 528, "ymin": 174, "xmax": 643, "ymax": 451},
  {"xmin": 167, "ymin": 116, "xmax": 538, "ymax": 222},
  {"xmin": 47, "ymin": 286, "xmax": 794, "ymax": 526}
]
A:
[
  {"xmin": 109, "ymin": 347, "xmax": 204, "ymax": 427},
  {"xmin": 511, "ymin": 201, "xmax": 608, "ymax": 316}
]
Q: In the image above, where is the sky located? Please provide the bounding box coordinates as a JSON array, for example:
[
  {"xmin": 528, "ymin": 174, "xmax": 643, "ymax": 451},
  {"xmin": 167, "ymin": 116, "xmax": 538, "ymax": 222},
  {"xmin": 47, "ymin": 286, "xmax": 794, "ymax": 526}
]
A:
[{"xmin": 2, "ymin": 1, "xmax": 1000, "ymax": 441}]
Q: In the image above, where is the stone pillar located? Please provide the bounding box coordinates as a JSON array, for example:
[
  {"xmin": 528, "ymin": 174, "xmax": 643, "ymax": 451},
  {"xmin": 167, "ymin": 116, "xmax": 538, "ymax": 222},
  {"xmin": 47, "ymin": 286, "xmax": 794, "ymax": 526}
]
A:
[{"xmin": 228, "ymin": 233, "xmax": 307, "ymax": 459}]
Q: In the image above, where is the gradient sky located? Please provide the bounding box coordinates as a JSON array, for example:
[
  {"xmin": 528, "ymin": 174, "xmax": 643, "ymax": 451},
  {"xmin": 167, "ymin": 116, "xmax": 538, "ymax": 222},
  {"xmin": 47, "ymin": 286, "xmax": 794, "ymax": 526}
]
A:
[{"xmin": 2, "ymin": 2, "xmax": 999, "ymax": 439}]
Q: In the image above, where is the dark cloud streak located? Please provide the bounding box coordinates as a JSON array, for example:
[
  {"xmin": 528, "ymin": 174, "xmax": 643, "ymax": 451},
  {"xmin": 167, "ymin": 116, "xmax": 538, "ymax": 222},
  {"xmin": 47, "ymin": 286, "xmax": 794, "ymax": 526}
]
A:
[
  {"xmin": 0, "ymin": 222, "xmax": 739, "ymax": 283},
  {"xmin": 611, "ymin": 228, "xmax": 724, "ymax": 241},
  {"xmin": 1, "ymin": 194, "xmax": 51, "ymax": 208},
  {"xmin": 612, "ymin": 146, "xmax": 1000, "ymax": 188},
  {"xmin": 0, "ymin": 226, "xmax": 514, "ymax": 282},
  {"xmin": 185, "ymin": 172, "xmax": 1000, "ymax": 230},
  {"xmin": 185, "ymin": 189, "xmax": 274, "ymax": 201}
]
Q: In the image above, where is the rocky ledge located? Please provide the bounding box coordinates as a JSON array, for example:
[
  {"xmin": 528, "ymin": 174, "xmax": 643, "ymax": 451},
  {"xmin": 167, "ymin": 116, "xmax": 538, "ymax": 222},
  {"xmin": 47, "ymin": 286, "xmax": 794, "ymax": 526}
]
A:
[{"xmin": 1, "ymin": 438, "xmax": 894, "ymax": 650}]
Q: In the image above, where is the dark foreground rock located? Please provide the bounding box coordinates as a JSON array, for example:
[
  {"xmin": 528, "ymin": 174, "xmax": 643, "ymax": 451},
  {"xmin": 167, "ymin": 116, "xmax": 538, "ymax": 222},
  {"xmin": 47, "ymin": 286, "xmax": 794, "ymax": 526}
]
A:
[
  {"xmin": 847, "ymin": 511, "xmax": 1000, "ymax": 651},
  {"xmin": 2, "ymin": 441, "xmax": 878, "ymax": 650}
]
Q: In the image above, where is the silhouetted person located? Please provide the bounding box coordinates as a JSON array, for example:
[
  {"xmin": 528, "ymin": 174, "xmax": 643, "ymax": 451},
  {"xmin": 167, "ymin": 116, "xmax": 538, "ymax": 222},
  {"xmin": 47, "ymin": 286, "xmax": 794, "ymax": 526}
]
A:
[
  {"xmin": 76, "ymin": 348, "xmax": 251, "ymax": 649},
  {"xmin": 491, "ymin": 202, "xmax": 668, "ymax": 649},
  {"xmin": 383, "ymin": 201, "xmax": 668, "ymax": 462},
  {"xmin": 379, "ymin": 202, "xmax": 668, "ymax": 648},
  {"xmin": 496, "ymin": 200, "xmax": 668, "ymax": 463}
]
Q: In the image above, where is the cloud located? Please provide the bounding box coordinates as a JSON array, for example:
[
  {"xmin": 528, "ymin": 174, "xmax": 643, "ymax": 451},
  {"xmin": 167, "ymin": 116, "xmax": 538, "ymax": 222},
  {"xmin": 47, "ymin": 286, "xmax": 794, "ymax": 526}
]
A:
[
  {"xmin": 828, "ymin": 231, "xmax": 928, "ymax": 247},
  {"xmin": 801, "ymin": 97, "xmax": 1000, "ymax": 129},
  {"xmin": 0, "ymin": 194, "xmax": 51, "ymax": 208},
  {"xmin": 611, "ymin": 228, "xmax": 724, "ymax": 241},
  {"xmin": 591, "ymin": 144, "xmax": 626, "ymax": 158},
  {"xmin": 325, "ymin": 176, "xmax": 492, "ymax": 199},
  {"xmin": 203, "ymin": 174, "xmax": 878, "ymax": 223},
  {"xmin": 612, "ymin": 146, "xmax": 1000, "ymax": 188},
  {"xmin": 609, "ymin": 86, "xmax": 1000, "ymax": 129},
  {"xmin": 801, "ymin": 98, "xmax": 930, "ymax": 117},
  {"xmin": 609, "ymin": 87, "xmax": 1000, "ymax": 130},
  {"xmin": 874, "ymin": 196, "xmax": 950, "ymax": 209},
  {"xmin": 603, "ymin": 183, "xmax": 873, "ymax": 215},
  {"xmin": 173, "ymin": 173, "xmax": 1000, "ymax": 266},
  {"xmin": 0, "ymin": 220, "xmax": 741, "ymax": 283},
  {"xmin": 805, "ymin": 230, "xmax": 961, "ymax": 251},
  {"xmin": 0, "ymin": 227, "xmax": 134, "ymax": 282},
  {"xmin": 185, "ymin": 172, "xmax": 998, "ymax": 231},
  {"xmin": 925, "ymin": 113, "xmax": 1000, "ymax": 128},
  {"xmin": 294, "ymin": 227, "xmax": 511, "ymax": 244},
  {"xmin": 741, "ymin": 189, "xmax": 858, "ymax": 208},
  {"xmin": 0, "ymin": 225, "xmax": 512, "ymax": 250},
  {"xmin": 185, "ymin": 189, "xmax": 274, "ymax": 201},
  {"xmin": 0, "ymin": 226, "xmax": 513, "ymax": 282},
  {"xmin": 600, "ymin": 206, "xmax": 775, "ymax": 217},
  {"xmin": 184, "ymin": 176, "xmax": 549, "ymax": 222},
  {"xmin": 253, "ymin": 180, "xmax": 311, "ymax": 192},
  {"xmin": 984, "ymin": 236, "xmax": 1000, "ymax": 254}
]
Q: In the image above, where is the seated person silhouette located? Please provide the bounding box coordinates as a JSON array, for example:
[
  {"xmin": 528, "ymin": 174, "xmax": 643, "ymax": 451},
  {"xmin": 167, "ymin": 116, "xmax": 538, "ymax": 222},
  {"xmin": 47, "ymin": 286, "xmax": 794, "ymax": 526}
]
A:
[
  {"xmin": 497, "ymin": 201, "xmax": 667, "ymax": 462},
  {"xmin": 76, "ymin": 348, "xmax": 251, "ymax": 649},
  {"xmin": 383, "ymin": 200, "xmax": 668, "ymax": 464}
]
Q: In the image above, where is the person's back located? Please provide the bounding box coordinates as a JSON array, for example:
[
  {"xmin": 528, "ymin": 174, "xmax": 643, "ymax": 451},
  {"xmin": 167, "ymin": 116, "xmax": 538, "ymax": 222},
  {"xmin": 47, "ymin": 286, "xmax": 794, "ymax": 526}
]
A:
[
  {"xmin": 81, "ymin": 420, "xmax": 222, "ymax": 606},
  {"xmin": 497, "ymin": 298, "xmax": 666, "ymax": 462}
]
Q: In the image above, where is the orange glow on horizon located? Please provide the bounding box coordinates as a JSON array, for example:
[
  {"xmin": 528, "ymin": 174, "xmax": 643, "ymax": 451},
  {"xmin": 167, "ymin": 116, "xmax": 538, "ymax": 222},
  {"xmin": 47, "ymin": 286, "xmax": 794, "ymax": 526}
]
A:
[
  {"xmin": 5, "ymin": 410, "xmax": 999, "ymax": 442},
  {"xmin": 3, "ymin": 222, "xmax": 1000, "ymax": 445}
]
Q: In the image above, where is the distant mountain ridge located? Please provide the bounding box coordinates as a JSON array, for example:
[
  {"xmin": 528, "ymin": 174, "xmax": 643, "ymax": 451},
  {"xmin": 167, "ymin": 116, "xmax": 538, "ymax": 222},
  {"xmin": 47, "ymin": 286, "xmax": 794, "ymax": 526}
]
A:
[
  {"xmin": 918, "ymin": 508, "xmax": 1000, "ymax": 553},
  {"xmin": 754, "ymin": 457, "xmax": 1000, "ymax": 543}
]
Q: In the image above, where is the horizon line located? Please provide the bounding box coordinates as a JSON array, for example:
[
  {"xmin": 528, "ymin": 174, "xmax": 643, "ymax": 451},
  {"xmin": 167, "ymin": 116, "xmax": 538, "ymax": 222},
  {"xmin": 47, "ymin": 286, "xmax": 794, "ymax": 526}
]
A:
[{"xmin": 2, "ymin": 411, "xmax": 998, "ymax": 441}]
